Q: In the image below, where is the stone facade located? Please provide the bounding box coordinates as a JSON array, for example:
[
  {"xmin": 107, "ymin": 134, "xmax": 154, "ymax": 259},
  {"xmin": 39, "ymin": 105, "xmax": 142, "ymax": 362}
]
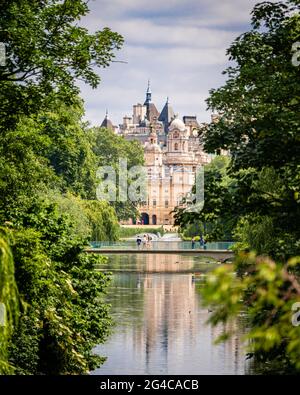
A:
[
  {"xmin": 139, "ymin": 118, "xmax": 211, "ymax": 225},
  {"xmin": 102, "ymin": 83, "xmax": 213, "ymax": 225}
]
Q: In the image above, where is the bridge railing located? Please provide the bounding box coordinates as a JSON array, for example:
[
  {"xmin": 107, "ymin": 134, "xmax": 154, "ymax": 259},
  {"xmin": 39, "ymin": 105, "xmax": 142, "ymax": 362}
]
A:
[{"xmin": 90, "ymin": 240, "xmax": 234, "ymax": 251}]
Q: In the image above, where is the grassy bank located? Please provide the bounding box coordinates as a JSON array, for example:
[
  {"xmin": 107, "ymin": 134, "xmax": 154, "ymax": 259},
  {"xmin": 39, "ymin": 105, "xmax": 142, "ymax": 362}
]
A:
[{"xmin": 119, "ymin": 226, "xmax": 165, "ymax": 239}]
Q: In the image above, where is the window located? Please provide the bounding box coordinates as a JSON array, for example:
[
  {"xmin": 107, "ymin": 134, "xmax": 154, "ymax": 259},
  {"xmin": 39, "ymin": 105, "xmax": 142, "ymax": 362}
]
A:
[
  {"xmin": 165, "ymin": 200, "xmax": 169, "ymax": 208},
  {"xmin": 153, "ymin": 199, "xmax": 157, "ymax": 207},
  {"xmin": 174, "ymin": 143, "xmax": 178, "ymax": 151}
]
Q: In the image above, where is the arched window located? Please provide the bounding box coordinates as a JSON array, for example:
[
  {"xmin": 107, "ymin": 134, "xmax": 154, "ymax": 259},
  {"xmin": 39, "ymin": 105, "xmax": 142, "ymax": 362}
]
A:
[{"xmin": 174, "ymin": 143, "xmax": 178, "ymax": 151}]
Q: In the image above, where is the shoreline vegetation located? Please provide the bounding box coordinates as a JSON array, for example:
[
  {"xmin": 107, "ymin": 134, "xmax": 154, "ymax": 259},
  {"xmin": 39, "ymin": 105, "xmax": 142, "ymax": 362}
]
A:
[
  {"xmin": 0, "ymin": 0, "xmax": 126, "ymax": 374},
  {"xmin": 175, "ymin": 0, "xmax": 300, "ymax": 373}
]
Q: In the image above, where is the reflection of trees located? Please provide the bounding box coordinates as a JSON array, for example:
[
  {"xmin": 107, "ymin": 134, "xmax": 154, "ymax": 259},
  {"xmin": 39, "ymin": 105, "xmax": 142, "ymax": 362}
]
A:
[
  {"xmin": 245, "ymin": 358, "xmax": 290, "ymax": 375},
  {"xmin": 98, "ymin": 253, "xmax": 219, "ymax": 274},
  {"xmin": 106, "ymin": 272, "xmax": 145, "ymax": 326}
]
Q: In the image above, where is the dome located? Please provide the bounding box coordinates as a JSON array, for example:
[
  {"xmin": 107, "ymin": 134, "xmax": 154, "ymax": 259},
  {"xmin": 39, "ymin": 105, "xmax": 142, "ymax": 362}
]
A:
[
  {"xmin": 169, "ymin": 118, "xmax": 186, "ymax": 132},
  {"xmin": 145, "ymin": 142, "xmax": 161, "ymax": 153}
]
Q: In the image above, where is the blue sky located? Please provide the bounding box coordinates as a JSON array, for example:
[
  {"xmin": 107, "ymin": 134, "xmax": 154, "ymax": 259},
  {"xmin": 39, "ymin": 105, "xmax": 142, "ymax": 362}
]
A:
[{"xmin": 80, "ymin": 0, "xmax": 270, "ymax": 126}]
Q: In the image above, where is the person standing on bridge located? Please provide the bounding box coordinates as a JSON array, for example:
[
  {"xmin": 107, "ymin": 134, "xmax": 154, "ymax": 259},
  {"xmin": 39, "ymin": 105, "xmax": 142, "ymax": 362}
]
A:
[
  {"xmin": 147, "ymin": 234, "xmax": 152, "ymax": 249},
  {"xmin": 142, "ymin": 234, "xmax": 147, "ymax": 249},
  {"xmin": 191, "ymin": 237, "xmax": 196, "ymax": 249},
  {"xmin": 199, "ymin": 235, "xmax": 205, "ymax": 249},
  {"xmin": 136, "ymin": 235, "xmax": 142, "ymax": 249}
]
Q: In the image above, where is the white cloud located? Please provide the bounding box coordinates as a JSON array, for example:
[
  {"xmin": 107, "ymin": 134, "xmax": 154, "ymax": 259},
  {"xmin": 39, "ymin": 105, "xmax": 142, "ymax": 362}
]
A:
[{"xmin": 79, "ymin": 0, "xmax": 276, "ymax": 127}]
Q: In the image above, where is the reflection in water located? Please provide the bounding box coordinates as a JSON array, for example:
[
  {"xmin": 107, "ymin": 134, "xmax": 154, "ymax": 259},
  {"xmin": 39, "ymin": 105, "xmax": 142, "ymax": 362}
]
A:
[{"xmin": 92, "ymin": 254, "xmax": 250, "ymax": 375}]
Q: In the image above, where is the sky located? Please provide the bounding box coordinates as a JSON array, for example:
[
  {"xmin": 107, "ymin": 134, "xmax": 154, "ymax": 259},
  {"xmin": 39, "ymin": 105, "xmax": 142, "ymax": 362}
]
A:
[{"xmin": 79, "ymin": 0, "xmax": 266, "ymax": 127}]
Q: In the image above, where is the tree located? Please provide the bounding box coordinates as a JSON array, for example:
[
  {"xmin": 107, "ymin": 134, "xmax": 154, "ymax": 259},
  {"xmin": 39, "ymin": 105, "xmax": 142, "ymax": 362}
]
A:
[
  {"xmin": 201, "ymin": 253, "xmax": 300, "ymax": 373},
  {"xmin": 195, "ymin": 0, "xmax": 300, "ymax": 373},
  {"xmin": 91, "ymin": 127, "xmax": 145, "ymax": 221},
  {"xmin": 0, "ymin": 230, "xmax": 19, "ymax": 374},
  {"xmin": 7, "ymin": 203, "xmax": 112, "ymax": 375},
  {"xmin": 174, "ymin": 156, "xmax": 235, "ymax": 241},
  {"xmin": 0, "ymin": 0, "xmax": 123, "ymax": 131},
  {"xmin": 205, "ymin": 0, "xmax": 300, "ymax": 170},
  {"xmin": 200, "ymin": 0, "xmax": 300, "ymax": 258},
  {"xmin": 0, "ymin": 0, "xmax": 124, "ymax": 374}
]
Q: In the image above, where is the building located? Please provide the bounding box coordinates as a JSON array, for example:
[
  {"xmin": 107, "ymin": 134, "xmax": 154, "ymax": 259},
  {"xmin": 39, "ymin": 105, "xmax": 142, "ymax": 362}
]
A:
[
  {"xmin": 100, "ymin": 110, "xmax": 119, "ymax": 134},
  {"xmin": 139, "ymin": 118, "xmax": 210, "ymax": 225},
  {"xmin": 119, "ymin": 81, "xmax": 166, "ymax": 145},
  {"xmin": 106, "ymin": 82, "xmax": 213, "ymax": 225}
]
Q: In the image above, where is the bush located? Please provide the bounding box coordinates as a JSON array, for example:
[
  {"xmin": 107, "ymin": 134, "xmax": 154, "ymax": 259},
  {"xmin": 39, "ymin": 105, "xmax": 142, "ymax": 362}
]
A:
[
  {"xmin": 6, "ymin": 203, "xmax": 112, "ymax": 375},
  {"xmin": 0, "ymin": 230, "xmax": 19, "ymax": 374},
  {"xmin": 201, "ymin": 253, "xmax": 300, "ymax": 373}
]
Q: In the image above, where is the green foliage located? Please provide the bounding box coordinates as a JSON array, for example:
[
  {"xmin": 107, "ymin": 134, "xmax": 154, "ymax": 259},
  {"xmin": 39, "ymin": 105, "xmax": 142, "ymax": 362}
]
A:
[
  {"xmin": 180, "ymin": 222, "xmax": 205, "ymax": 239},
  {"xmin": 175, "ymin": 156, "xmax": 235, "ymax": 241},
  {"xmin": 91, "ymin": 127, "xmax": 145, "ymax": 221},
  {"xmin": 41, "ymin": 192, "xmax": 120, "ymax": 242},
  {"xmin": 0, "ymin": 0, "xmax": 124, "ymax": 375},
  {"xmin": 0, "ymin": 230, "xmax": 19, "ymax": 374},
  {"xmin": 201, "ymin": 253, "xmax": 300, "ymax": 372},
  {"xmin": 232, "ymin": 215, "xmax": 277, "ymax": 255},
  {"xmin": 175, "ymin": 0, "xmax": 300, "ymax": 372},
  {"xmin": 0, "ymin": 117, "xmax": 58, "ymax": 222},
  {"xmin": 8, "ymin": 209, "xmax": 112, "ymax": 375},
  {"xmin": 0, "ymin": 0, "xmax": 123, "ymax": 131},
  {"xmin": 39, "ymin": 101, "xmax": 99, "ymax": 199},
  {"xmin": 81, "ymin": 200, "xmax": 119, "ymax": 241},
  {"xmin": 201, "ymin": 0, "xmax": 300, "ymax": 256}
]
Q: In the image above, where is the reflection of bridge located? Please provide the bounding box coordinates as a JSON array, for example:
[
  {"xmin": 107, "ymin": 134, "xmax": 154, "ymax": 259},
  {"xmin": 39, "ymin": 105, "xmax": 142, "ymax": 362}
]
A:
[
  {"xmin": 86, "ymin": 241, "xmax": 234, "ymax": 261},
  {"xmin": 87, "ymin": 248, "xmax": 233, "ymax": 261}
]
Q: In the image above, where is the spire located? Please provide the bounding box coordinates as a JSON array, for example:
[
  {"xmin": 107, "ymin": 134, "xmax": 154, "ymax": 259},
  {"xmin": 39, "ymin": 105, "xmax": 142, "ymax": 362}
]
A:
[
  {"xmin": 147, "ymin": 79, "xmax": 151, "ymax": 93},
  {"xmin": 158, "ymin": 97, "xmax": 175, "ymax": 134},
  {"xmin": 101, "ymin": 110, "xmax": 114, "ymax": 131},
  {"xmin": 144, "ymin": 79, "xmax": 152, "ymax": 104}
]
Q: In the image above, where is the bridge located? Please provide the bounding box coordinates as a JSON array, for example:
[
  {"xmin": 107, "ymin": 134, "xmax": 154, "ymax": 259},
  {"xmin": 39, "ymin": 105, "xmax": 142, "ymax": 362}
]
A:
[{"xmin": 86, "ymin": 240, "xmax": 235, "ymax": 261}]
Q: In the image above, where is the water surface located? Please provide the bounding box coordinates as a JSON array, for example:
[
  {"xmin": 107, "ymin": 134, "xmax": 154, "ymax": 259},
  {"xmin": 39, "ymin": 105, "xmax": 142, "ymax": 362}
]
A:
[{"xmin": 92, "ymin": 254, "xmax": 250, "ymax": 375}]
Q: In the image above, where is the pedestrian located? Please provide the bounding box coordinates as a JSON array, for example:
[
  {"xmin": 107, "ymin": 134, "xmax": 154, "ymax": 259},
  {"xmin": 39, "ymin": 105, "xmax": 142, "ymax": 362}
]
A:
[
  {"xmin": 136, "ymin": 235, "xmax": 142, "ymax": 249},
  {"xmin": 147, "ymin": 234, "xmax": 152, "ymax": 249},
  {"xmin": 191, "ymin": 237, "xmax": 195, "ymax": 249},
  {"xmin": 199, "ymin": 235, "xmax": 205, "ymax": 249},
  {"xmin": 142, "ymin": 234, "xmax": 147, "ymax": 249}
]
